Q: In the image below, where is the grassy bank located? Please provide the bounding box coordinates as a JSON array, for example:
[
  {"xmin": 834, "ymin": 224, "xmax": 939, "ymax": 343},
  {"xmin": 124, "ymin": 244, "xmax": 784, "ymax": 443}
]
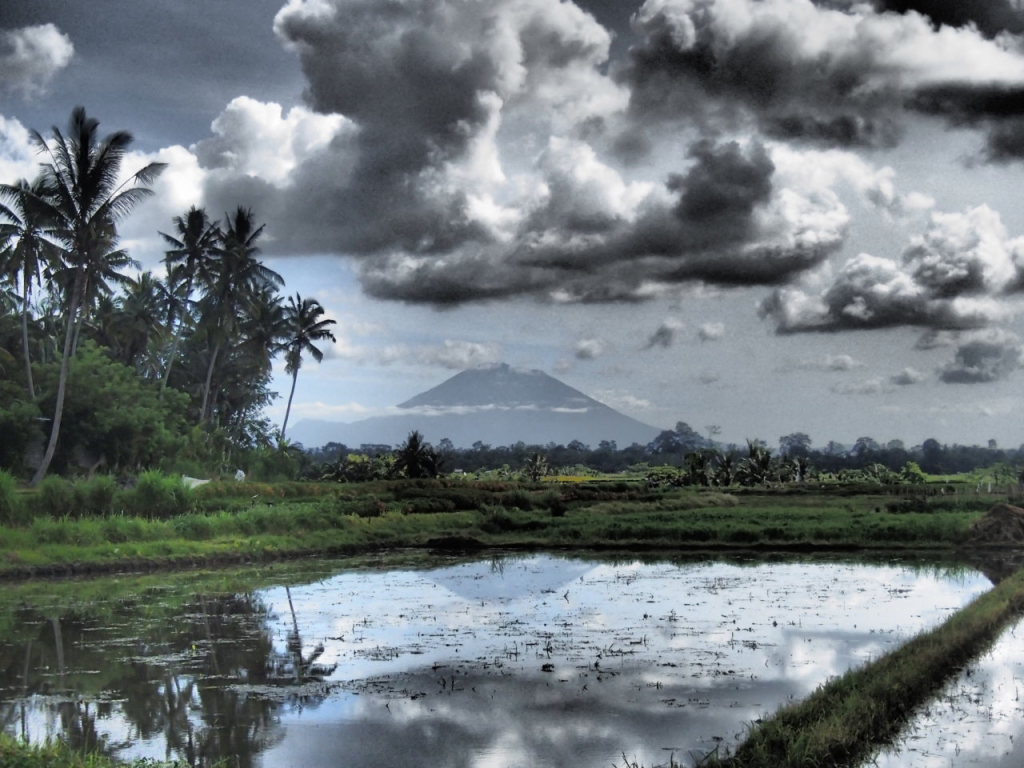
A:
[
  {"xmin": 0, "ymin": 479, "xmax": 995, "ymax": 577},
  {"xmin": 0, "ymin": 734, "xmax": 198, "ymax": 768},
  {"xmin": 705, "ymin": 567, "xmax": 1024, "ymax": 768}
]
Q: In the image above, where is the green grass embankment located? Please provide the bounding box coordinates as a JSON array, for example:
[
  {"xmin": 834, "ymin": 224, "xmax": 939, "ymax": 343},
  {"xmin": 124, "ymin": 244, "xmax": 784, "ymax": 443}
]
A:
[
  {"xmin": 706, "ymin": 567, "xmax": 1024, "ymax": 768},
  {"xmin": 0, "ymin": 480, "xmax": 996, "ymax": 577},
  {"xmin": 0, "ymin": 734, "xmax": 209, "ymax": 768}
]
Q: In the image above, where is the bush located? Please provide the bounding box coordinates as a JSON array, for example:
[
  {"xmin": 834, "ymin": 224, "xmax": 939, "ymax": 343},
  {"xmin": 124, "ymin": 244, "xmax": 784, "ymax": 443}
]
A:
[
  {"xmin": 0, "ymin": 471, "xmax": 28, "ymax": 525},
  {"xmin": 35, "ymin": 475, "xmax": 75, "ymax": 517},
  {"xmin": 541, "ymin": 490, "xmax": 568, "ymax": 517},
  {"xmin": 498, "ymin": 489, "xmax": 535, "ymax": 510},
  {"xmin": 172, "ymin": 514, "xmax": 215, "ymax": 540},
  {"xmin": 75, "ymin": 475, "xmax": 118, "ymax": 517},
  {"xmin": 122, "ymin": 471, "xmax": 193, "ymax": 519},
  {"xmin": 405, "ymin": 497, "xmax": 457, "ymax": 514}
]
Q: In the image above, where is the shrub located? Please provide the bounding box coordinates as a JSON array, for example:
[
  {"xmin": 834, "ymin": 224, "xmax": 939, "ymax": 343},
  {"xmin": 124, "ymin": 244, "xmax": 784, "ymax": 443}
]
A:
[
  {"xmin": 102, "ymin": 515, "xmax": 150, "ymax": 543},
  {"xmin": 498, "ymin": 489, "xmax": 535, "ymax": 510},
  {"xmin": 35, "ymin": 475, "xmax": 75, "ymax": 517},
  {"xmin": 75, "ymin": 475, "xmax": 119, "ymax": 517},
  {"xmin": 0, "ymin": 471, "xmax": 28, "ymax": 525},
  {"xmin": 122, "ymin": 471, "xmax": 193, "ymax": 519},
  {"xmin": 172, "ymin": 514, "xmax": 215, "ymax": 540},
  {"xmin": 405, "ymin": 497, "xmax": 457, "ymax": 514},
  {"xmin": 541, "ymin": 490, "xmax": 567, "ymax": 517}
]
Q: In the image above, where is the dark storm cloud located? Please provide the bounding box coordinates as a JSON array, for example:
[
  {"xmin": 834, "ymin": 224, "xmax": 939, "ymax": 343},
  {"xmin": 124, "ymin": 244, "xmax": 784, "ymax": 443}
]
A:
[
  {"xmin": 672, "ymin": 139, "xmax": 774, "ymax": 241},
  {"xmin": 272, "ymin": 0, "xmax": 503, "ymax": 256},
  {"xmin": 620, "ymin": 0, "xmax": 1024, "ymax": 156},
  {"xmin": 763, "ymin": 113, "xmax": 904, "ymax": 148},
  {"xmin": 939, "ymin": 330, "xmax": 1023, "ymax": 383},
  {"xmin": 761, "ymin": 206, "xmax": 1024, "ymax": 334},
  {"xmin": 355, "ymin": 135, "xmax": 845, "ymax": 304},
  {"xmin": 621, "ymin": 0, "xmax": 904, "ymax": 148},
  {"xmin": 908, "ymin": 84, "xmax": 1024, "ymax": 161},
  {"xmin": 869, "ymin": 0, "xmax": 1024, "ymax": 38}
]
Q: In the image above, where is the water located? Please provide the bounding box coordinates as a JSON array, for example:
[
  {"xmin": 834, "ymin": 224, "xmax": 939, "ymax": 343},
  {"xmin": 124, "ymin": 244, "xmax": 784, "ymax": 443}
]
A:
[
  {"xmin": 0, "ymin": 553, "xmax": 997, "ymax": 767},
  {"xmin": 872, "ymin": 617, "xmax": 1024, "ymax": 767}
]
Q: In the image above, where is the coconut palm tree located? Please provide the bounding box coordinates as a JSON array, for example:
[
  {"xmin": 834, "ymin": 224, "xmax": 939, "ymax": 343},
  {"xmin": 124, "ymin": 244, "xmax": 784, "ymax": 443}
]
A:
[
  {"xmin": 0, "ymin": 177, "xmax": 60, "ymax": 398},
  {"xmin": 114, "ymin": 271, "xmax": 168, "ymax": 375},
  {"xmin": 393, "ymin": 431, "xmax": 440, "ymax": 479},
  {"xmin": 159, "ymin": 206, "xmax": 220, "ymax": 392},
  {"xmin": 195, "ymin": 207, "xmax": 282, "ymax": 424},
  {"xmin": 28, "ymin": 106, "xmax": 165, "ymax": 485},
  {"xmin": 279, "ymin": 293, "xmax": 336, "ymax": 441}
]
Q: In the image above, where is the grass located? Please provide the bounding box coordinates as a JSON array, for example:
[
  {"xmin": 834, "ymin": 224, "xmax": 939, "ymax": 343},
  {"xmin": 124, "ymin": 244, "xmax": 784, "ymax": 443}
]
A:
[
  {"xmin": 705, "ymin": 567, "xmax": 1024, "ymax": 768},
  {"xmin": 0, "ymin": 734, "xmax": 208, "ymax": 768},
  {"xmin": 0, "ymin": 482, "xmax": 995, "ymax": 576}
]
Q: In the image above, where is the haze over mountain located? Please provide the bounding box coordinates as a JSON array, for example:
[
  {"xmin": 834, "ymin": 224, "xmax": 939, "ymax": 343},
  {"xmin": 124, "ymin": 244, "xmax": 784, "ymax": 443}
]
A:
[{"xmin": 290, "ymin": 363, "xmax": 661, "ymax": 449}]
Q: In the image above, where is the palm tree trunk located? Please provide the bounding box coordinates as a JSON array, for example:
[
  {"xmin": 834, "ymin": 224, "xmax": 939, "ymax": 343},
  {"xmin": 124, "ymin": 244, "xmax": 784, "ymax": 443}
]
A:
[
  {"xmin": 20, "ymin": 274, "xmax": 35, "ymax": 399},
  {"xmin": 31, "ymin": 268, "xmax": 84, "ymax": 486},
  {"xmin": 281, "ymin": 369, "xmax": 299, "ymax": 441},
  {"xmin": 199, "ymin": 340, "xmax": 221, "ymax": 423},
  {"xmin": 159, "ymin": 332, "xmax": 181, "ymax": 399}
]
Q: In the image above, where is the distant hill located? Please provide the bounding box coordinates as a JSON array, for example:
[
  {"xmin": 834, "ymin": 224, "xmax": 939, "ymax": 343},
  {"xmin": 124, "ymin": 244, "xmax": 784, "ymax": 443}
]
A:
[{"xmin": 289, "ymin": 363, "xmax": 661, "ymax": 449}]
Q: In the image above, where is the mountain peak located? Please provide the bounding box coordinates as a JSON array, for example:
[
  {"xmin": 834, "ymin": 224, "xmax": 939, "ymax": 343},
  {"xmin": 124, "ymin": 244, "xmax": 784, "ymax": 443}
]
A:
[
  {"xmin": 290, "ymin": 363, "xmax": 661, "ymax": 449},
  {"xmin": 398, "ymin": 362, "xmax": 598, "ymax": 410}
]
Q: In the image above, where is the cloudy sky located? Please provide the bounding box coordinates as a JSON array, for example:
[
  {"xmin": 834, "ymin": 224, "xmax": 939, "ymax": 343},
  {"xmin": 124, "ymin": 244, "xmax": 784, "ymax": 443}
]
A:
[{"xmin": 4, "ymin": 0, "xmax": 1024, "ymax": 449}]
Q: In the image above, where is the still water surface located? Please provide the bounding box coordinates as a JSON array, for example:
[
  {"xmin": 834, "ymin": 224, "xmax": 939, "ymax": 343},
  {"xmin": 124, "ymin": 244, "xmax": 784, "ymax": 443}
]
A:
[{"xmin": 0, "ymin": 553, "xmax": 997, "ymax": 767}]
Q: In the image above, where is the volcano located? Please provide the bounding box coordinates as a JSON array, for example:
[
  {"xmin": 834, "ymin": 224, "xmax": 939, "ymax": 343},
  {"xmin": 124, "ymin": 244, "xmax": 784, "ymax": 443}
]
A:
[{"xmin": 289, "ymin": 363, "xmax": 661, "ymax": 449}]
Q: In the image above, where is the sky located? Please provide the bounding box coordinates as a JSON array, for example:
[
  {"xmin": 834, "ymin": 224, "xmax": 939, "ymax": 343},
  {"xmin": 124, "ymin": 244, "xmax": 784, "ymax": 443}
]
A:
[{"xmin": 4, "ymin": 0, "xmax": 1024, "ymax": 450}]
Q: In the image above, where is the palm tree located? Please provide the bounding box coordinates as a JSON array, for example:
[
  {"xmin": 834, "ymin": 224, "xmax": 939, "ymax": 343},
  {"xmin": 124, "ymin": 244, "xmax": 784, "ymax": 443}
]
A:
[
  {"xmin": 48, "ymin": 220, "xmax": 139, "ymax": 353},
  {"xmin": 0, "ymin": 177, "xmax": 60, "ymax": 398},
  {"xmin": 196, "ymin": 207, "xmax": 282, "ymax": 424},
  {"xmin": 114, "ymin": 272, "xmax": 168, "ymax": 375},
  {"xmin": 28, "ymin": 106, "xmax": 165, "ymax": 485},
  {"xmin": 393, "ymin": 431, "xmax": 440, "ymax": 479},
  {"xmin": 159, "ymin": 206, "xmax": 220, "ymax": 392},
  {"xmin": 279, "ymin": 293, "xmax": 336, "ymax": 441}
]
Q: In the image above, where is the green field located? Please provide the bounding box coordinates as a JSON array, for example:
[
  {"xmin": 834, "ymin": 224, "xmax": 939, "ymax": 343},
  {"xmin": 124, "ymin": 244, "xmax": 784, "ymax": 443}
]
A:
[{"xmin": 0, "ymin": 477, "xmax": 1004, "ymax": 577}]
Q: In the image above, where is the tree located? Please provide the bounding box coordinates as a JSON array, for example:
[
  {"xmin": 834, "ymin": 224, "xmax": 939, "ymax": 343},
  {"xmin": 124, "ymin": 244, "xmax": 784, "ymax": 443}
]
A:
[
  {"xmin": 195, "ymin": 207, "xmax": 281, "ymax": 424},
  {"xmin": 28, "ymin": 106, "xmax": 165, "ymax": 485},
  {"xmin": 112, "ymin": 272, "xmax": 167, "ymax": 375},
  {"xmin": 158, "ymin": 206, "xmax": 220, "ymax": 393},
  {"xmin": 524, "ymin": 452, "xmax": 549, "ymax": 482},
  {"xmin": 0, "ymin": 177, "xmax": 60, "ymax": 398},
  {"xmin": 279, "ymin": 293, "xmax": 336, "ymax": 441},
  {"xmin": 779, "ymin": 432, "xmax": 812, "ymax": 458},
  {"xmin": 393, "ymin": 431, "xmax": 440, "ymax": 478}
]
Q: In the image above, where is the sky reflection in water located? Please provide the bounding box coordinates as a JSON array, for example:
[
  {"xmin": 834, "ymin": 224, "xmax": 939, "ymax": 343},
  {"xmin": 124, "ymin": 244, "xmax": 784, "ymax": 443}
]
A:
[{"xmin": 0, "ymin": 554, "xmax": 1001, "ymax": 767}]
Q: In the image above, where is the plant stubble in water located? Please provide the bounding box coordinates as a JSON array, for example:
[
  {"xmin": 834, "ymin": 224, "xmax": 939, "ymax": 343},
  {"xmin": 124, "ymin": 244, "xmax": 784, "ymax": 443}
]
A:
[{"xmin": 0, "ymin": 553, "xmax": 1004, "ymax": 767}]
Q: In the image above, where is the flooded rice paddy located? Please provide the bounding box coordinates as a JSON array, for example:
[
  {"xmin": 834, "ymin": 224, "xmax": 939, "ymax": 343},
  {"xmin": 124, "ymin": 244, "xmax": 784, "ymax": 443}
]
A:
[
  {"xmin": 0, "ymin": 552, "xmax": 1015, "ymax": 767},
  {"xmin": 874, "ymin": 615, "xmax": 1024, "ymax": 767}
]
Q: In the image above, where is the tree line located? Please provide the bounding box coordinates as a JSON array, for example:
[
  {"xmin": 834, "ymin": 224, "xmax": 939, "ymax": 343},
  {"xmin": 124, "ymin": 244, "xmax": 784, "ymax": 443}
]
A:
[
  {"xmin": 305, "ymin": 422, "xmax": 1023, "ymax": 485},
  {"xmin": 0, "ymin": 107, "xmax": 336, "ymax": 482}
]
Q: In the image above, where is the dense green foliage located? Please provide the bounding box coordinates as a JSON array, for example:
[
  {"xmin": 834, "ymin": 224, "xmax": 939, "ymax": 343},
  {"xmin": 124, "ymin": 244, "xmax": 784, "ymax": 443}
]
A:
[{"xmin": 0, "ymin": 108, "xmax": 335, "ymax": 485}]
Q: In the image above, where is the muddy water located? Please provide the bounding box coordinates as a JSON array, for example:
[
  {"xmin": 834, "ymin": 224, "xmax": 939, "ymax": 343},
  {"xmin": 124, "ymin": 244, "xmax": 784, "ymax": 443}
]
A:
[{"xmin": 0, "ymin": 553, "xmax": 995, "ymax": 767}]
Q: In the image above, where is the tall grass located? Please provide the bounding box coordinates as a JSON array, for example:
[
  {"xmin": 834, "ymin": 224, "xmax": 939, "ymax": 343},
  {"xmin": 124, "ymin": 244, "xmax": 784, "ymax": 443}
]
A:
[
  {"xmin": 122, "ymin": 471, "xmax": 193, "ymax": 519},
  {"xmin": 0, "ymin": 471, "xmax": 25, "ymax": 526}
]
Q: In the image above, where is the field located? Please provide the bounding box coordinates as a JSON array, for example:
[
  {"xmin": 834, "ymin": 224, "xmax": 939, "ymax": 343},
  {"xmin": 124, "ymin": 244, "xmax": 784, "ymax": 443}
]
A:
[
  {"xmin": 1, "ymin": 474, "xmax": 1022, "ymax": 767},
  {"xmin": 0, "ymin": 476, "xmax": 1006, "ymax": 576}
]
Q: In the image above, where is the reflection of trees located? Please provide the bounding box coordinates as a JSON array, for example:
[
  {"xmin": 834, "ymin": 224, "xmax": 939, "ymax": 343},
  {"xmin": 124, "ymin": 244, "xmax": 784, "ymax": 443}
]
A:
[
  {"xmin": 268, "ymin": 586, "xmax": 337, "ymax": 688},
  {"xmin": 0, "ymin": 587, "xmax": 334, "ymax": 768}
]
